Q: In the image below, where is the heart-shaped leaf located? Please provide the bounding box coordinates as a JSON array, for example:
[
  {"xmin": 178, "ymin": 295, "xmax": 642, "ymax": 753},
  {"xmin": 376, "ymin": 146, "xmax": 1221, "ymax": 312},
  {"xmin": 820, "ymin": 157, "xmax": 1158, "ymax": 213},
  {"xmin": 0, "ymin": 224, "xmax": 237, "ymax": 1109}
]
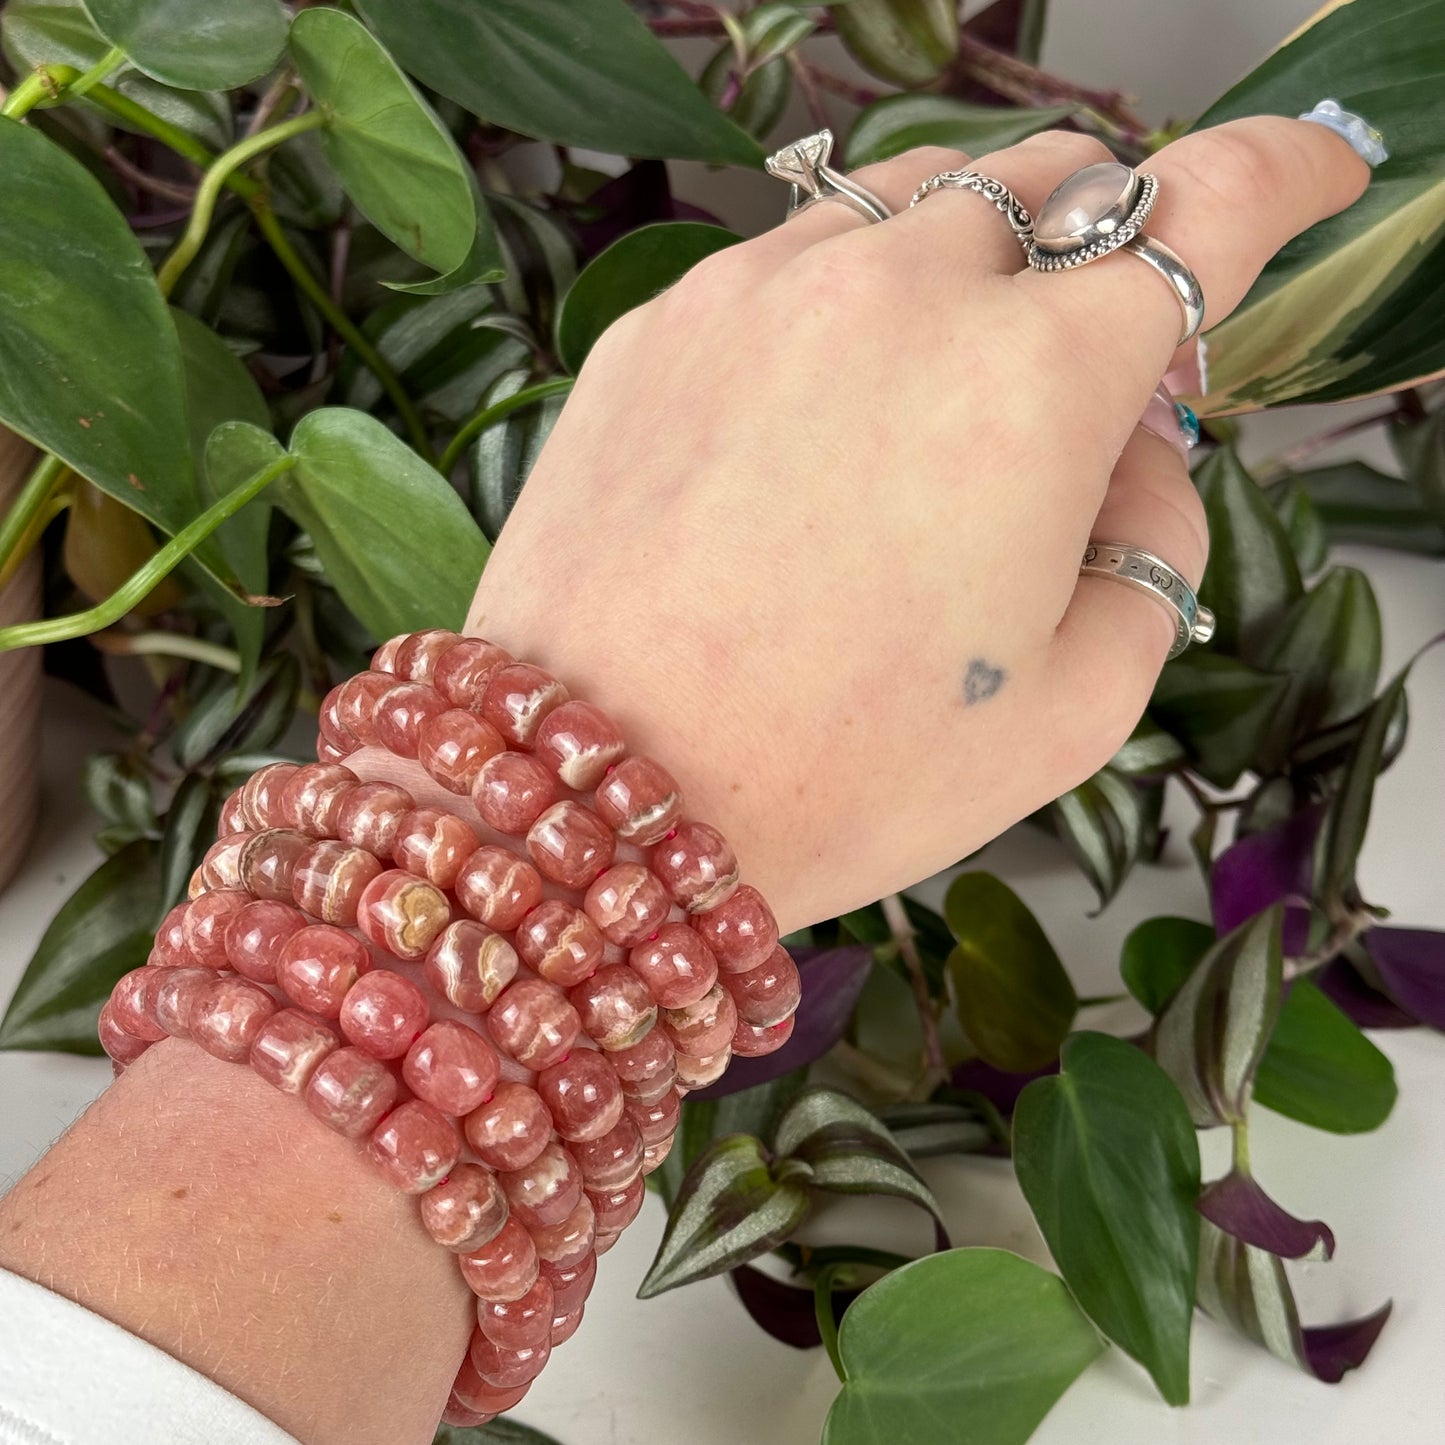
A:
[
  {"xmin": 845, "ymin": 93, "xmax": 1074, "ymax": 166},
  {"xmin": 1120, "ymin": 916, "xmax": 1214, "ymax": 1015},
  {"xmin": 1196, "ymin": 1169, "xmax": 1334, "ymax": 1261},
  {"xmin": 385, "ymin": 174, "xmax": 505, "ymax": 297},
  {"xmin": 1050, "ymin": 766, "xmax": 1160, "ymax": 911},
  {"xmin": 1296, "ymin": 461, "xmax": 1445, "ymax": 556},
  {"xmin": 1364, "ymin": 926, "xmax": 1445, "ymax": 1028},
  {"xmin": 832, "ymin": 0, "xmax": 958, "ymax": 86},
  {"xmin": 81, "ymin": 0, "xmax": 286, "ymax": 90}
]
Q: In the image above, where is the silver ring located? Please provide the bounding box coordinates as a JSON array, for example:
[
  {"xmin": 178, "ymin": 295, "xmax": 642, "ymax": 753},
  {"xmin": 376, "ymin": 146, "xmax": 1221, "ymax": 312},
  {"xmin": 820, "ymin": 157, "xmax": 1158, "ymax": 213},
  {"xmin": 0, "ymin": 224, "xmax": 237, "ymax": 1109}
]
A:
[
  {"xmin": 1079, "ymin": 542, "xmax": 1215, "ymax": 659},
  {"xmin": 909, "ymin": 170, "xmax": 1034, "ymax": 251},
  {"xmin": 1026, "ymin": 162, "xmax": 1205, "ymax": 346},
  {"xmin": 765, "ymin": 129, "xmax": 891, "ymax": 224}
]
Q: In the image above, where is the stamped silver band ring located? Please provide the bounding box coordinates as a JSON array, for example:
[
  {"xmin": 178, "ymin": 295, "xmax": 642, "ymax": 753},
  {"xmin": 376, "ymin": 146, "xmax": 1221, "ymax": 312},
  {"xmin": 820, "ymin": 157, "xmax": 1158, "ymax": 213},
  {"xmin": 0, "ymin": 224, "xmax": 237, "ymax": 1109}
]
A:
[
  {"xmin": 909, "ymin": 169, "xmax": 1035, "ymax": 250},
  {"xmin": 765, "ymin": 129, "xmax": 892, "ymax": 224},
  {"xmin": 1079, "ymin": 542, "xmax": 1215, "ymax": 659}
]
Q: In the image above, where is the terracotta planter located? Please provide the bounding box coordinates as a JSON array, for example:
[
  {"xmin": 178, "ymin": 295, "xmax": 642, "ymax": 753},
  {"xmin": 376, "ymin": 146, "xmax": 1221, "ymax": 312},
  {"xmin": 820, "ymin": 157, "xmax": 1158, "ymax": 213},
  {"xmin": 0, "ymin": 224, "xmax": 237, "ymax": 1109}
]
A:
[{"xmin": 0, "ymin": 429, "xmax": 44, "ymax": 891}]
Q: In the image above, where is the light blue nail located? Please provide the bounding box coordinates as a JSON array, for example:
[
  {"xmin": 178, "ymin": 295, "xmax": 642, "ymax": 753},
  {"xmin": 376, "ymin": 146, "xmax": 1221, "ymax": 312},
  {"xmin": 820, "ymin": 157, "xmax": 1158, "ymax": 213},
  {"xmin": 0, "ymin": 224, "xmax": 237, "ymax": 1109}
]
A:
[
  {"xmin": 1298, "ymin": 98, "xmax": 1388, "ymax": 167},
  {"xmin": 1174, "ymin": 402, "xmax": 1200, "ymax": 450}
]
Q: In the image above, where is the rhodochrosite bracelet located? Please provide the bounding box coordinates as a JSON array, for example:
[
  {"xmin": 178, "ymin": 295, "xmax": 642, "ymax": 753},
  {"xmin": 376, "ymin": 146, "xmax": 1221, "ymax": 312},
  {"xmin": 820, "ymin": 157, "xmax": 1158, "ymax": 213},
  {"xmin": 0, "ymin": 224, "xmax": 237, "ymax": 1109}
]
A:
[{"xmin": 98, "ymin": 630, "xmax": 801, "ymax": 1427}]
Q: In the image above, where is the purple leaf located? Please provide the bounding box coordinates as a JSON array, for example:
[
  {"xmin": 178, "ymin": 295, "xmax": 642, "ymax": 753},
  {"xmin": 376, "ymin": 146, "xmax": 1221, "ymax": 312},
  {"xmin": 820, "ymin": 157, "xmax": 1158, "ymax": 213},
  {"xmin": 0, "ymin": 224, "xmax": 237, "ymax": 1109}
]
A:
[
  {"xmin": 729, "ymin": 1264, "xmax": 857, "ymax": 1350},
  {"xmin": 951, "ymin": 1056, "xmax": 1058, "ymax": 1115},
  {"xmin": 1364, "ymin": 927, "xmax": 1445, "ymax": 1030},
  {"xmin": 571, "ymin": 160, "xmax": 723, "ymax": 259},
  {"xmin": 1303, "ymin": 1301, "xmax": 1393, "ymax": 1383},
  {"xmin": 1196, "ymin": 1169, "xmax": 1334, "ymax": 1261},
  {"xmin": 692, "ymin": 946, "xmax": 873, "ymax": 1099},
  {"xmin": 1212, "ymin": 806, "xmax": 1324, "ymax": 952},
  {"xmin": 1315, "ymin": 957, "xmax": 1418, "ymax": 1030}
]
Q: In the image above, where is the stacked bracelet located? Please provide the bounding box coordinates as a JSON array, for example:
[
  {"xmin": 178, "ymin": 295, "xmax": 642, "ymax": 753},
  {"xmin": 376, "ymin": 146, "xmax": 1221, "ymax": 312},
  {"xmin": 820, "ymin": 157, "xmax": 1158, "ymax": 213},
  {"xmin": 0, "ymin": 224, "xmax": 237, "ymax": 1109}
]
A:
[{"xmin": 98, "ymin": 630, "xmax": 800, "ymax": 1428}]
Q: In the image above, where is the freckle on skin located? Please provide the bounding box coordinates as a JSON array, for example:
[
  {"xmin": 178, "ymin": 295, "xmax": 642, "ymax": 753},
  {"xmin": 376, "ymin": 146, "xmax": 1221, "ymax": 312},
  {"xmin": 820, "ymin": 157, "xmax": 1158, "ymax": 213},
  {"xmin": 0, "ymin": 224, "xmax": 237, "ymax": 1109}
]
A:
[
  {"xmin": 172, "ymin": 1187, "xmax": 188, "ymax": 1199},
  {"xmin": 327, "ymin": 1211, "xmax": 343, "ymax": 1224}
]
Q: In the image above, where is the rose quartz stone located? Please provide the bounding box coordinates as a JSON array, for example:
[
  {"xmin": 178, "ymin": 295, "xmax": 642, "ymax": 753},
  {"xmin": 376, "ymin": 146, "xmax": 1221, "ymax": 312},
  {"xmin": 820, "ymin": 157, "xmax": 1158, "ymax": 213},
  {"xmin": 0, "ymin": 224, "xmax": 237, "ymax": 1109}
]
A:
[
  {"xmin": 199, "ymin": 833, "xmax": 248, "ymax": 892},
  {"xmin": 393, "ymin": 628, "xmax": 463, "ymax": 682},
  {"xmin": 642, "ymin": 1134, "xmax": 676, "ymax": 1174},
  {"xmin": 593, "ymin": 1230, "xmax": 620, "ymax": 1258},
  {"xmin": 223, "ymin": 899, "xmax": 307, "ymax": 984},
  {"xmin": 500, "ymin": 1139, "xmax": 582, "ymax": 1229},
  {"xmin": 551, "ymin": 1302, "xmax": 585, "ymax": 1340},
  {"xmin": 424, "ymin": 919, "xmax": 518, "ymax": 1013},
  {"xmin": 291, "ymin": 840, "xmax": 383, "ymax": 926},
  {"xmin": 337, "ymin": 670, "xmax": 395, "ymax": 745},
  {"xmin": 392, "ymin": 807, "xmax": 480, "ymax": 890},
  {"xmin": 488, "ymin": 978, "xmax": 580, "ymax": 1070},
  {"xmin": 440, "ymin": 1396, "xmax": 489, "ymax": 1430},
  {"xmin": 367, "ymin": 1099, "xmax": 460, "ymax": 1193},
  {"xmin": 110, "ymin": 968, "xmax": 168, "ymax": 1042},
  {"xmin": 477, "ymin": 1270, "xmax": 553, "ymax": 1351},
  {"xmin": 589, "ymin": 1174, "xmax": 646, "ymax": 1234},
  {"xmin": 661, "ymin": 982, "xmax": 737, "ymax": 1057},
  {"xmin": 693, "ymin": 884, "xmax": 779, "ymax": 973},
  {"xmin": 98, "ymin": 1001, "xmax": 149, "ymax": 1064},
  {"xmin": 250, "ymin": 1008, "xmax": 339, "ymax": 1094},
  {"xmin": 183, "ymin": 888, "xmax": 249, "ymax": 968},
  {"xmin": 279, "ymin": 762, "xmax": 359, "ymax": 837},
  {"xmin": 464, "ymin": 1082, "xmax": 554, "ymax": 1172},
  {"xmin": 530, "ymin": 1192, "xmax": 596, "ymax": 1269},
  {"xmin": 189, "ymin": 976, "xmax": 278, "ymax": 1063},
  {"xmin": 455, "ymin": 846, "xmax": 543, "ymax": 932},
  {"xmin": 357, "ymin": 869, "xmax": 451, "ymax": 960},
  {"xmin": 567, "ymin": 965, "xmax": 656, "ymax": 1051},
  {"xmin": 149, "ymin": 903, "xmax": 191, "ymax": 968},
  {"xmin": 340, "ymin": 969, "xmax": 430, "ymax": 1059},
  {"xmin": 318, "ymin": 683, "xmax": 357, "ymax": 756},
  {"xmin": 152, "ymin": 967, "xmax": 212, "ymax": 1038},
  {"xmin": 335, "ymin": 780, "xmax": 416, "ymax": 857},
  {"xmin": 239, "ymin": 829, "xmax": 312, "ymax": 903},
  {"xmin": 371, "ymin": 634, "xmax": 406, "ymax": 672},
  {"xmin": 459, "ymin": 1216, "xmax": 539, "ymax": 1303},
  {"xmin": 651, "ymin": 820, "xmax": 739, "ymax": 913},
  {"xmin": 534, "ymin": 700, "xmax": 625, "ymax": 790},
  {"xmin": 733, "ymin": 1014, "xmax": 795, "ymax": 1057},
  {"xmin": 403, "ymin": 1019, "xmax": 500, "ymax": 1114},
  {"xmin": 420, "ymin": 1162, "xmax": 509, "ymax": 1252},
  {"xmin": 481, "ymin": 663, "xmax": 568, "ymax": 748},
  {"xmin": 540, "ymin": 1251, "xmax": 596, "ymax": 1315},
  {"xmin": 516, "ymin": 899, "xmax": 604, "ymax": 987},
  {"xmin": 537, "ymin": 1050, "xmax": 624, "ymax": 1143},
  {"xmin": 526, "ymin": 801, "xmax": 615, "ymax": 890},
  {"xmin": 593, "ymin": 755, "xmax": 682, "ymax": 845},
  {"xmin": 629, "ymin": 922, "xmax": 719, "ymax": 1008},
  {"xmin": 471, "ymin": 751, "xmax": 557, "ymax": 836},
  {"xmin": 305, "ymin": 1046, "xmax": 399, "ymax": 1138},
  {"xmin": 217, "ymin": 789, "xmax": 247, "ymax": 838},
  {"xmin": 450, "ymin": 1355, "xmax": 530, "ymax": 1416},
  {"xmin": 373, "ymin": 681, "xmax": 450, "ymax": 760},
  {"xmin": 609, "ymin": 1026, "xmax": 677, "ymax": 1102},
  {"xmin": 276, "ymin": 923, "xmax": 371, "ymax": 1018},
  {"xmin": 240, "ymin": 761, "xmax": 298, "ymax": 829},
  {"xmin": 433, "ymin": 638, "xmax": 513, "ymax": 710},
  {"xmin": 723, "ymin": 944, "xmax": 802, "ymax": 1027},
  {"xmin": 572, "ymin": 1115, "xmax": 644, "ymax": 1190},
  {"xmin": 418, "ymin": 708, "xmax": 506, "ymax": 794},
  {"xmin": 674, "ymin": 1047, "xmax": 731, "ymax": 1088},
  {"xmin": 469, "ymin": 1325, "xmax": 551, "ymax": 1389},
  {"xmin": 584, "ymin": 863, "xmax": 671, "ymax": 948},
  {"xmin": 626, "ymin": 1088, "xmax": 680, "ymax": 1147}
]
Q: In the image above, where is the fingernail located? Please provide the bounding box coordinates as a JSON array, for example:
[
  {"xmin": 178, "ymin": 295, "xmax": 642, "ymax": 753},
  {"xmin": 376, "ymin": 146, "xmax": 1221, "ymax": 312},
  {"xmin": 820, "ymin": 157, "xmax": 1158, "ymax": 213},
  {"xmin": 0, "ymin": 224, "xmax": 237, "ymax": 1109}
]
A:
[
  {"xmin": 1140, "ymin": 384, "xmax": 1198, "ymax": 458},
  {"xmin": 1164, "ymin": 335, "xmax": 1210, "ymax": 400},
  {"xmin": 1298, "ymin": 98, "xmax": 1388, "ymax": 167}
]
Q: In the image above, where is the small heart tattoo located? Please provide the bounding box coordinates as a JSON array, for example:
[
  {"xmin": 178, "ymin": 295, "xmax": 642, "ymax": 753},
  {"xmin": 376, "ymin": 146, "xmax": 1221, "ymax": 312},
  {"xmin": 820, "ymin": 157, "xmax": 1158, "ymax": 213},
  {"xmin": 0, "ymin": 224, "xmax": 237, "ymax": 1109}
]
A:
[{"xmin": 963, "ymin": 658, "xmax": 1006, "ymax": 706}]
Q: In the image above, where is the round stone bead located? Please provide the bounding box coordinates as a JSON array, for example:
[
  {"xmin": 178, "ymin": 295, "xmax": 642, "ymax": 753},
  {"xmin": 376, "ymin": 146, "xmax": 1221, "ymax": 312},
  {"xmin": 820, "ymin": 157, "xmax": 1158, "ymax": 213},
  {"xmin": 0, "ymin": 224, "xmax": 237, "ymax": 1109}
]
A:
[
  {"xmin": 374, "ymin": 682, "xmax": 450, "ymax": 760},
  {"xmin": 488, "ymin": 979, "xmax": 580, "ymax": 1071},
  {"xmin": 199, "ymin": 833, "xmax": 248, "ymax": 892},
  {"xmin": 240, "ymin": 761, "xmax": 298, "ymax": 829},
  {"xmin": 537, "ymin": 1051, "xmax": 624, "ymax": 1143},
  {"xmin": 305, "ymin": 1047, "xmax": 399, "ymax": 1138},
  {"xmin": 316, "ymin": 740, "xmax": 349, "ymax": 766},
  {"xmin": 250, "ymin": 1008, "xmax": 339, "ymax": 1095},
  {"xmin": 458, "ymin": 1216, "xmax": 539, "ymax": 1303},
  {"xmin": 477, "ymin": 1270, "xmax": 553, "ymax": 1352},
  {"xmin": 651, "ymin": 820, "xmax": 739, "ymax": 913},
  {"xmin": 182, "ymin": 889, "xmax": 250, "ymax": 968},
  {"xmin": 571, "ymin": 1115, "xmax": 644, "ymax": 1190},
  {"xmin": 291, "ymin": 840, "xmax": 383, "ymax": 927},
  {"xmin": 588, "ymin": 1174, "xmax": 646, "ymax": 1234},
  {"xmin": 98, "ymin": 1002, "xmax": 150, "ymax": 1064},
  {"xmin": 223, "ymin": 899, "xmax": 307, "ymax": 984},
  {"xmin": 471, "ymin": 752, "xmax": 557, "ymax": 836},
  {"xmin": 593, "ymin": 755, "xmax": 682, "ymax": 845},
  {"xmin": 238, "ymin": 829, "xmax": 312, "ymax": 903},
  {"xmin": 403, "ymin": 1019, "xmax": 500, "ymax": 1115},
  {"xmin": 149, "ymin": 903, "xmax": 192, "ymax": 968},
  {"xmin": 500, "ymin": 1139, "xmax": 582, "ymax": 1229},
  {"xmin": 392, "ymin": 808, "xmax": 480, "ymax": 890},
  {"xmin": 693, "ymin": 884, "xmax": 779, "ymax": 974},
  {"xmin": 279, "ymin": 762, "xmax": 359, "ymax": 837},
  {"xmin": 217, "ymin": 789, "xmax": 247, "ymax": 838},
  {"xmin": 433, "ymin": 639, "xmax": 513, "ymax": 710},
  {"xmin": 368, "ymin": 1099, "xmax": 460, "ymax": 1194},
  {"xmin": 336, "ymin": 671, "xmax": 395, "ymax": 745},
  {"xmin": 733, "ymin": 1015, "xmax": 795, "ymax": 1057},
  {"xmin": 584, "ymin": 863, "xmax": 671, "ymax": 948},
  {"xmin": 336, "ymin": 781, "xmax": 415, "ymax": 858},
  {"xmin": 189, "ymin": 976, "xmax": 278, "ymax": 1064},
  {"xmin": 674, "ymin": 1047, "xmax": 731, "ymax": 1089},
  {"xmin": 626, "ymin": 1088, "xmax": 680, "ymax": 1147},
  {"xmin": 534, "ymin": 700, "xmax": 625, "ymax": 790},
  {"xmin": 393, "ymin": 628, "xmax": 463, "ymax": 682},
  {"xmin": 464, "ymin": 1082, "xmax": 554, "ymax": 1172},
  {"xmin": 642, "ymin": 1134, "xmax": 676, "ymax": 1174},
  {"xmin": 152, "ymin": 967, "xmax": 212, "ymax": 1038},
  {"xmin": 469, "ymin": 1327, "xmax": 551, "ymax": 1390},
  {"xmin": 567, "ymin": 965, "xmax": 656, "ymax": 1051},
  {"xmin": 609, "ymin": 1026, "xmax": 677, "ymax": 1103},
  {"xmin": 516, "ymin": 899, "xmax": 604, "ymax": 988},
  {"xmin": 723, "ymin": 944, "xmax": 802, "ymax": 1028},
  {"xmin": 418, "ymin": 709, "xmax": 506, "ymax": 795},
  {"xmin": 357, "ymin": 869, "xmax": 451, "ymax": 960},
  {"xmin": 593, "ymin": 1230, "xmax": 621, "ymax": 1258},
  {"xmin": 186, "ymin": 865, "xmax": 207, "ymax": 901},
  {"xmin": 276, "ymin": 924, "xmax": 371, "ymax": 1018},
  {"xmin": 371, "ymin": 634, "xmax": 405, "ymax": 673},
  {"xmin": 424, "ymin": 920, "xmax": 518, "ymax": 1013},
  {"xmin": 110, "ymin": 968, "xmax": 168, "ymax": 1042},
  {"xmin": 455, "ymin": 846, "xmax": 543, "ymax": 932},
  {"xmin": 629, "ymin": 922, "xmax": 719, "ymax": 1009},
  {"xmin": 540, "ymin": 1251, "xmax": 596, "ymax": 1315},
  {"xmin": 551, "ymin": 1302, "xmax": 585, "ymax": 1340},
  {"xmin": 450, "ymin": 1358, "xmax": 530, "ymax": 1417},
  {"xmin": 441, "ymin": 1396, "xmax": 489, "ymax": 1431},
  {"xmin": 530, "ymin": 1192, "xmax": 595, "ymax": 1269},
  {"xmin": 481, "ymin": 663, "xmax": 568, "ymax": 749},
  {"xmin": 317, "ymin": 683, "xmax": 356, "ymax": 756},
  {"xmin": 527, "ymin": 801, "xmax": 615, "ymax": 889},
  {"xmin": 420, "ymin": 1163, "xmax": 509, "ymax": 1253},
  {"xmin": 339, "ymin": 970, "xmax": 430, "ymax": 1059},
  {"xmin": 661, "ymin": 981, "xmax": 737, "ymax": 1058}
]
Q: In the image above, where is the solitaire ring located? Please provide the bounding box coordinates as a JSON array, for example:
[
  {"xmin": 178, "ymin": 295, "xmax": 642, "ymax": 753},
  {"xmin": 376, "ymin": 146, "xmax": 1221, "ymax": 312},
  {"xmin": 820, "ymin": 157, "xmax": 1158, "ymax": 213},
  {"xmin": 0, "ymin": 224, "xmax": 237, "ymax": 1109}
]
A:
[
  {"xmin": 1079, "ymin": 542, "xmax": 1214, "ymax": 658},
  {"xmin": 765, "ymin": 129, "xmax": 892, "ymax": 224}
]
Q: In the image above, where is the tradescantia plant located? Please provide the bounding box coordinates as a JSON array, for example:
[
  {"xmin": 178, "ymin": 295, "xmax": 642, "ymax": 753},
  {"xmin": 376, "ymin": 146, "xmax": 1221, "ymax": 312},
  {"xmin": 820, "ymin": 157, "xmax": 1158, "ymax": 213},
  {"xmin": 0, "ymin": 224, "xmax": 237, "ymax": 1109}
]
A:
[{"xmin": 0, "ymin": 0, "xmax": 1443, "ymax": 1441}]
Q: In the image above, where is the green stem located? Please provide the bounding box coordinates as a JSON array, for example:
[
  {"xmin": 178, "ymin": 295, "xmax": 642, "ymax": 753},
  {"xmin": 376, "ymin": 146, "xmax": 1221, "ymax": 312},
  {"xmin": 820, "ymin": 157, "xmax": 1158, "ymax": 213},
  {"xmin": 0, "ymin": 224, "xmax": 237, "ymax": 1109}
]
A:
[
  {"xmin": 814, "ymin": 1263, "xmax": 850, "ymax": 1382},
  {"xmin": 157, "ymin": 111, "xmax": 324, "ymax": 298},
  {"xmin": 94, "ymin": 631, "xmax": 242, "ymax": 673},
  {"xmin": 437, "ymin": 378, "xmax": 574, "ymax": 476},
  {"xmin": 1230, "ymin": 1117, "xmax": 1251, "ymax": 1175},
  {"xmin": 0, "ymin": 453, "xmax": 67, "ymax": 572},
  {"xmin": 0, "ymin": 457, "xmax": 295, "ymax": 652},
  {"xmin": 66, "ymin": 45, "xmax": 125, "ymax": 99},
  {"xmin": 1, "ymin": 48, "xmax": 126, "ymax": 118}
]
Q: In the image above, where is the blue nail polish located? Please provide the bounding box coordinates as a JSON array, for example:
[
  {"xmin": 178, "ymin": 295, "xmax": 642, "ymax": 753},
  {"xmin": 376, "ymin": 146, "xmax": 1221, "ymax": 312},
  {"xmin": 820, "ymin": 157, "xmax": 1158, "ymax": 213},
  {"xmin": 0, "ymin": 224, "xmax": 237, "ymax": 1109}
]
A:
[
  {"xmin": 1298, "ymin": 98, "xmax": 1388, "ymax": 167},
  {"xmin": 1174, "ymin": 402, "xmax": 1200, "ymax": 450}
]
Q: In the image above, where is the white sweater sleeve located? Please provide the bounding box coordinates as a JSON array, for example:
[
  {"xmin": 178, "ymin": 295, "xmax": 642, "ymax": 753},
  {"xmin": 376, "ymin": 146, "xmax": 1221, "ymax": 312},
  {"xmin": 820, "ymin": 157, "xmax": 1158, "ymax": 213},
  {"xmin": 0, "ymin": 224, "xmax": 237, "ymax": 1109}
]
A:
[{"xmin": 0, "ymin": 1268, "xmax": 301, "ymax": 1445}]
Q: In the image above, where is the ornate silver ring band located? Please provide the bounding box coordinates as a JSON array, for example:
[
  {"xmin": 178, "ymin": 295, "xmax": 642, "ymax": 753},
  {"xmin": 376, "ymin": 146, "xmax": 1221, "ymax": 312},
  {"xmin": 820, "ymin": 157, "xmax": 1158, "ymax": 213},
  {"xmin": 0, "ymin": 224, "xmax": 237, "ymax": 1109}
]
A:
[
  {"xmin": 909, "ymin": 169, "xmax": 1034, "ymax": 250},
  {"xmin": 1079, "ymin": 542, "xmax": 1215, "ymax": 659}
]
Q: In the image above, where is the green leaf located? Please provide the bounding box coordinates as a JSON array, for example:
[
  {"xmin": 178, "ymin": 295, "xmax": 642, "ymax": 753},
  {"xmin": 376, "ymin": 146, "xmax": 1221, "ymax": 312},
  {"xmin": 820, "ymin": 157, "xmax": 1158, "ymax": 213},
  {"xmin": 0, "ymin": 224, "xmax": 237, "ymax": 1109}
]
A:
[
  {"xmin": 637, "ymin": 1134, "xmax": 810, "ymax": 1298},
  {"xmin": 1254, "ymin": 979, "xmax": 1396, "ymax": 1133},
  {"xmin": 81, "ymin": 0, "xmax": 286, "ymax": 90},
  {"xmin": 1190, "ymin": 0, "xmax": 1445, "ymax": 412},
  {"xmin": 468, "ymin": 370, "xmax": 569, "ymax": 541},
  {"xmin": 170, "ymin": 651, "xmax": 300, "ymax": 771},
  {"xmin": 282, "ymin": 407, "xmax": 488, "ymax": 640},
  {"xmin": 1014, "ymin": 1033, "xmax": 1201, "ymax": 1404},
  {"xmin": 1298, "ymin": 460, "xmax": 1445, "ymax": 556},
  {"xmin": 1120, "ymin": 916, "xmax": 1215, "ymax": 1015},
  {"xmin": 433, "ymin": 1419, "xmax": 564, "ymax": 1445},
  {"xmin": 354, "ymin": 0, "xmax": 762, "ymax": 166},
  {"xmin": 1109, "ymin": 715, "xmax": 1186, "ymax": 777},
  {"xmin": 1155, "ymin": 907, "xmax": 1282, "ymax": 1128},
  {"xmin": 732, "ymin": 3, "xmax": 817, "ymax": 66},
  {"xmin": 846, "ymin": 94, "xmax": 1074, "ymax": 166},
  {"xmin": 555, "ymin": 223, "xmax": 742, "ymax": 375},
  {"xmin": 1050, "ymin": 766, "xmax": 1160, "ymax": 910},
  {"xmin": 1196, "ymin": 1220, "xmax": 1307, "ymax": 1373},
  {"xmin": 491, "ymin": 196, "xmax": 578, "ymax": 343},
  {"xmin": 157, "ymin": 771, "xmax": 218, "ymax": 913},
  {"xmin": 699, "ymin": 46, "xmax": 791, "ymax": 142},
  {"xmin": 83, "ymin": 752, "xmax": 156, "ymax": 835},
  {"xmin": 822, "ymin": 1249, "xmax": 1105, "ymax": 1445},
  {"xmin": 832, "ymin": 0, "xmax": 959, "ymax": 87},
  {"xmin": 385, "ymin": 174, "xmax": 506, "ymax": 297},
  {"xmin": 0, "ymin": 839, "xmax": 161, "ymax": 1053},
  {"xmin": 1268, "ymin": 479, "xmax": 1330, "ymax": 575},
  {"xmin": 945, "ymin": 872, "xmax": 1077, "ymax": 1072},
  {"xmin": 290, "ymin": 8, "xmax": 476, "ymax": 276}
]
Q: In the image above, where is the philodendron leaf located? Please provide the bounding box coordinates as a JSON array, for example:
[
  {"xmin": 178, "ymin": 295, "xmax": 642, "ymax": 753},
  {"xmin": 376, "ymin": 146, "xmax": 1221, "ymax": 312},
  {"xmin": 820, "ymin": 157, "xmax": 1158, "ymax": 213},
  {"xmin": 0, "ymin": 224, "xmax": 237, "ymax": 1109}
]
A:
[
  {"xmin": 832, "ymin": 0, "xmax": 958, "ymax": 87},
  {"xmin": 637, "ymin": 1134, "xmax": 810, "ymax": 1298},
  {"xmin": 1364, "ymin": 926, "xmax": 1445, "ymax": 1028},
  {"xmin": 945, "ymin": 872, "xmax": 1077, "ymax": 1073},
  {"xmin": 1050, "ymin": 766, "xmax": 1160, "ymax": 911},
  {"xmin": 1013, "ymin": 1033, "xmax": 1200, "ymax": 1405},
  {"xmin": 290, "ymin": 7, "xmax": 476, "ymax": 277},
  {"xmin": 82, "ymin": 0, "xmax": 286, "ymax": 90},
  {"xmin": 1155, "ymin": 907, "xmax": 1283, "ymax": 1128},
  {"xmin": 822, "ymin": 1249, "xmax": 1105, "ymax": 1445},
  {"xmin": 845, "ymin": 94, "xmax": 1073, "ymax": 166},
  {"xmin": 1119, "ymin": 916, "xmax": 1214, "ymax": 1015},
  {"xmin": 386, "ymin": 173, "xmax": 506, "ymax": 297},
  {"xmin": 0, "ymin": 839, "xmax": 161, "ymax": 1053},
  {"xmin": 1196, "ymin": 1169, "xmax": 1334, "ymax": 1262}
]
